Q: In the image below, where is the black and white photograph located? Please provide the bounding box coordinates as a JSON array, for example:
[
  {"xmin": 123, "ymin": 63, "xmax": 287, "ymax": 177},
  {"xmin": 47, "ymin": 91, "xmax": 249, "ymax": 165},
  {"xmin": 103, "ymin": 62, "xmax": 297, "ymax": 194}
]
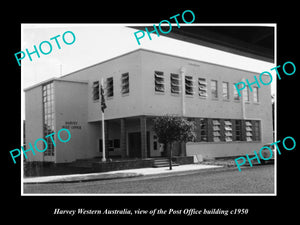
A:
[
  {"xmin": 20, "ymin": 24, "xmax": 276, "ymax": 195},
  {"xmin": 4, "ymin": 5, "xmax": 298, "ymax": 221}
]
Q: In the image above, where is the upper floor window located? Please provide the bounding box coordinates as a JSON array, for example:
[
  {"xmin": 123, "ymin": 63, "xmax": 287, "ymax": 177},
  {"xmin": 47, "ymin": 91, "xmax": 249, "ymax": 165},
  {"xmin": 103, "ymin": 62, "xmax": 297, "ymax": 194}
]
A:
[
  {"xmin": 222, "ymin": 82, "xmax": 229, "ymax": 100},
  {"xmin": 253, "ymin": 86, "xmax": 259, "ymax": 103},
  {"xmin": 233, "ymin": 83, "xmax": 240, "ymax": 100},
  {"xmin": 170, "ymin": 73, "xmax": 180, "ymax": 94},
  {"xmin": 154, "ymin": 71, "xmax": 165, "ymax": 93},
  {"xmin": 106, "ymin": 77, "xmax": 113, "ymax": 97},
  {"xmin": 244, "ymin": 86, "xmax": 250, "ymax": 102},
  {"xmin": 211, "ymin": 80, "xmax": 218, "ymax": 98},
  {"xmin": 92, "ymin": 81, "xmax": 99, "ymax": 101},
  {"xmin": 198, "ymin": 78, "xmax": 207, "ymax": 98},
  {"xmin": 185, "ymin": 75, "xmax": 194, "ymax": 96},
  {"xmin": 121, "ymin": 73, "xmax": 129, "ymax": 95}
]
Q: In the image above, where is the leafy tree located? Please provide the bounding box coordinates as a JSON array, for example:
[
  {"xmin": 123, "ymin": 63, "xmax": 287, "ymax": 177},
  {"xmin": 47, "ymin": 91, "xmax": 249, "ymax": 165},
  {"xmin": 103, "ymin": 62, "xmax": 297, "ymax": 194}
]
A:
[{"xmin": 152, "ymin": 115, "xmax": 196, "ymax": 170}]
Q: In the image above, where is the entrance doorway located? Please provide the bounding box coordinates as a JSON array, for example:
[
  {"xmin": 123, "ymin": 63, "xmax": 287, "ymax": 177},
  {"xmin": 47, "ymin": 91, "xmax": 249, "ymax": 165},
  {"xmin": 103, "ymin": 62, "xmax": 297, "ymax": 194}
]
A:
[{"xmin": 128, "ymin": 132, "xmax": 150, "ymax": 158}]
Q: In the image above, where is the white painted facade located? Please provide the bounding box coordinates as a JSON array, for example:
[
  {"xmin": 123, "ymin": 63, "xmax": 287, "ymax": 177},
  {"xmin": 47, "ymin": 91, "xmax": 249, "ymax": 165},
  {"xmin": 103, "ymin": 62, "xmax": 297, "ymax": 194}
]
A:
[{"xmin": 24, "ymin": 49, "xmax": 273, "ymax": 163}]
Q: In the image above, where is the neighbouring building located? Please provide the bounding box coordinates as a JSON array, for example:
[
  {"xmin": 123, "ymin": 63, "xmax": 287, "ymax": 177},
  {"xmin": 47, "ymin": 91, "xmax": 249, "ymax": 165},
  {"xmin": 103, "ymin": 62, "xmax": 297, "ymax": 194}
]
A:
[{"xmin": 24, "ymin": 49, "xmax": 273, "ymax": 163}]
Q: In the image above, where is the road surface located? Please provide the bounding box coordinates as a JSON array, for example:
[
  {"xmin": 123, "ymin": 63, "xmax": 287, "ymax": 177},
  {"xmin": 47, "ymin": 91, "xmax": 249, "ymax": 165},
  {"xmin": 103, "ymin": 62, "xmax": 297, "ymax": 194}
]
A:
[{"xmin": 24, "ymin": 164, "xmax": 274, "ymax": 194}]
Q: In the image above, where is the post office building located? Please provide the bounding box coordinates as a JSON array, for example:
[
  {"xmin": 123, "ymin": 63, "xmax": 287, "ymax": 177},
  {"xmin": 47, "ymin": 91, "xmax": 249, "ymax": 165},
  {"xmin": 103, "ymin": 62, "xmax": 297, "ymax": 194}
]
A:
[{"xmin": 24, "ymin": 49, "xmax": 273, "ymax": 163}]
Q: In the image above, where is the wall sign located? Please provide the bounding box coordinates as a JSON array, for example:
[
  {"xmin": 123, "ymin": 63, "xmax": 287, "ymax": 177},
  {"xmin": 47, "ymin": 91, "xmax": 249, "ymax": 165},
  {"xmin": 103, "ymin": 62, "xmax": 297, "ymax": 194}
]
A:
[{"xmin": 62, "ymin": 121, "xmax": 82, "ymax": 130}]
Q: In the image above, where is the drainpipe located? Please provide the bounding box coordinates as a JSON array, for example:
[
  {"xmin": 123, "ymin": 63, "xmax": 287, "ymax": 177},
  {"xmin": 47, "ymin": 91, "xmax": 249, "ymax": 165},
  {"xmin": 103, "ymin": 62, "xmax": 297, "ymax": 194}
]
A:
[{"xmin": 180, "ymin": 66, "xmax": 186, "ymax": 117}]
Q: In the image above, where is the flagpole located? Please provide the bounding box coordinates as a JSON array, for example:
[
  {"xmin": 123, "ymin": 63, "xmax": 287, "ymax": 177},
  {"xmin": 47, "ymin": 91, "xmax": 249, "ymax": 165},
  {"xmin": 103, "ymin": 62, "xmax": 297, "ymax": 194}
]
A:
[
  {"xmin": 101, "ymin": 77, "xmax": 106, "ymax": 162},
  {"xmin": 241, "ymin": 78, "xmax": 246, "ymax": 120}
]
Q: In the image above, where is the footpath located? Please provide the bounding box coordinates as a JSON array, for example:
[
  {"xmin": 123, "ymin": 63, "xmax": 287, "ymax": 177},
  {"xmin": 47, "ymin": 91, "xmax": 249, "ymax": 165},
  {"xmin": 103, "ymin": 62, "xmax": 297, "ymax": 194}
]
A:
[{"xmin": 23, "ymin": 164, "xmax": 223, "ymax": 184}]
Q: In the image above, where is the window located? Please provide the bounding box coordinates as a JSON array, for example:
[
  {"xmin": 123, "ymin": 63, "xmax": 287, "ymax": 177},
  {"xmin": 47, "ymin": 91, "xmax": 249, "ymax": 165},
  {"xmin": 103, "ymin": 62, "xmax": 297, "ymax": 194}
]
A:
[
  {"xmin": 212, "ymin": 119, "xmax": 221, "ymax": 142},
  {"xmin": 121, "ymin": 73, "xmax": 129, "ymax": 94},
  {"xmin": 233, "ymin": 83, "xmax": 240, "ymax": 100},
  {"xmin": 154, "ymin": 71, "xmax": 164, "ymax": 93},
  {"xmin": 211, "ymin": 80, "xmax": 218, "ymax": 98},
  {"xmin": 222, "ymin": 82, "xmax": 229, "ymax": 100},
  {"xmin": 245, "ymin": 120, "xmax": 253, "ymax": 141},
  {"xmin": 42, "ymin": 82, "xmax": 55, "ymax": 157},
  {"xmin": 194, "ymin": 118, "xmax": 261, "ymax": 143},
  {"xmin": 185, "ymin": 75, "xmax": 194, "ymax": 95},
  {"xmin": 235, "ymin": 120, "xmax": 242, "ymax": 141},
  {"xmin": 170, "ymin": 73, "xmax": 180, "ymax": 94},
  {"xmin": 253, "ymin": 86, "xmax": 259, "ymax": 103},
  {"xmin": 253, "ymin": 121, "xmax": 261, "ymax": 141},
  {"xmin": 153, "ymin": 135, "xmax": 158, "ymax": 150},
  {"xmin": 199, "ymin": 118, "xmax": 208, "ymax": 141},
  {"xmin": 108, "ymin": 140, "xmax": 114, "ymax": 152},
  {"xmin": 99, "ymin": 139, "xmax": 119, "ymax": 152},
  {"xmin": 114, "ymin": 139, "xmax": 120, "ymax": 148},
  {"xmin": 244, "ymin": 86, "xmax": 250, "ymax": 102},
  {"xmin": 92, "ymin": 81, "xmax": 99, "ymax": 101},
  {"xmin": 198, "ymin": 78, "xmax": 207, "ymax": 98},
  {"xmin": 193, "ymin": 118, "xmax": 262, "ymax": 143},
  {"xmin": 224, "ymin": 120, "xmax": 232, "ymax": 142},
  {"xmin": 106, "ymin": 77, "xmax": 113, "ymax": 97}
]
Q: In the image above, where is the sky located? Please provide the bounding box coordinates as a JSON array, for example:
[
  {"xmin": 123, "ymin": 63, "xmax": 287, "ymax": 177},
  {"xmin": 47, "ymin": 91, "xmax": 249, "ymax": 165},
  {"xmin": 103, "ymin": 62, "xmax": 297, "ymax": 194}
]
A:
[{"xmin": 21, "ymin": 24, "xmax": 276, "ymax": 119}]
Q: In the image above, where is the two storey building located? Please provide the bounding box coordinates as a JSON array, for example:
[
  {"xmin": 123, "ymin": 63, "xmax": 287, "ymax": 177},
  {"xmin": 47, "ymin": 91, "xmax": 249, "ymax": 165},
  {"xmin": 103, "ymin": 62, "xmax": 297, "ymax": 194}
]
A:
[{"xmin": 24, "ymin": 49, "xmax": 273, "ymax": 163}]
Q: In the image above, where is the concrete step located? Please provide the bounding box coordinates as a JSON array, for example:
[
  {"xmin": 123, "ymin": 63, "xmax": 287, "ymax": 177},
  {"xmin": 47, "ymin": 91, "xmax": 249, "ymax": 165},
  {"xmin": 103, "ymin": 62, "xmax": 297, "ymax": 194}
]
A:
[{"xmin": 153, "ymin": 158, "xmax": 179, "ymax": 168}]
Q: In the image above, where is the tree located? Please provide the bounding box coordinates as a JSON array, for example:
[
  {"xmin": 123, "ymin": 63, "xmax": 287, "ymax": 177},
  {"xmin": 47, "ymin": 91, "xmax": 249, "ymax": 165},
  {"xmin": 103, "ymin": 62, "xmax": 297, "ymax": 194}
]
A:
[{"xmin": 152, "ymin": 115, "xmax": 196, "ymax": 170}]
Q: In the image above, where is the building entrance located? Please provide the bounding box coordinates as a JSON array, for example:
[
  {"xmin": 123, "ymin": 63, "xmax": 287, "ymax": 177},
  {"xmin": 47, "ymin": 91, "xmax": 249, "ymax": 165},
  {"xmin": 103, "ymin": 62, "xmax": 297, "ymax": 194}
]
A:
[{"xmin": 128, "ymin": 132, "xmax": 150, "ymax": 158}]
